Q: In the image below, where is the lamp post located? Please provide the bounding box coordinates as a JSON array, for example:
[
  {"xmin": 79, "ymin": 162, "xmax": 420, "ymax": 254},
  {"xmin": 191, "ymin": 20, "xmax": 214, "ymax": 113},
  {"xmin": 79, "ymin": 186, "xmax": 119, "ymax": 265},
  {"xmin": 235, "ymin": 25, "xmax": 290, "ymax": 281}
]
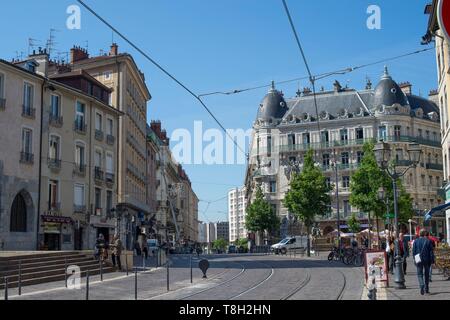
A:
[
  {"xmin": 110, "ymin": 206, "xmax": 129, "ymax": 248},
  {"xmin": 331, "ymin": 161, "xmax": 341, "ymax": 251},
  {"xmin": 373, "ymin": 141, "xmax": 422, "ymax": 289}
]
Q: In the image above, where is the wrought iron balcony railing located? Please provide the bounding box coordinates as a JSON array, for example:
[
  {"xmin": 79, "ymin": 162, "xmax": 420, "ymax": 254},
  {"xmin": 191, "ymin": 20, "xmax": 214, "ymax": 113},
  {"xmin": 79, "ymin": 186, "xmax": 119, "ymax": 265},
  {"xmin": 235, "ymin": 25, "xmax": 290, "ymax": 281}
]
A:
[{"xmin": 20, "ymin": 152, "xmax": 34, "ymax": 164}]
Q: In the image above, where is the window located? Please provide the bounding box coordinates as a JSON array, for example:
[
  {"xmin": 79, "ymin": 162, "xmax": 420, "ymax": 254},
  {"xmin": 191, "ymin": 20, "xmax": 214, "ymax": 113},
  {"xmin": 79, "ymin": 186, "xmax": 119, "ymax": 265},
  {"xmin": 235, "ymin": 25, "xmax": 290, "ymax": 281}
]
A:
[
  {"xmin": 104, "ymin": 71, "xmax": 111, "ymax": 80},
  {"xmin": 95, "ymin": 113, "xmax": 102, "ymax": 131},
  {"xmin": 394, "ymin": 126, "xmax": 401, "ymax": 140},
  {"xmin": 437, "ymin": 177, "xmax": 441, "ymax": 188},
  {"xmin": 76, "ymin": 101, "xmax": 86, "ymax": 126},
  {"xmin": 302, "ymin": 133, "xmax": 310, "ymax": 144},
  {"xmin": 0, "ymin": 73, "xmax": 4, "ymax": 98},
  {"xmin": 340, "ymin": 129, "xmax": 348, "ymax": 142},
  {"xmin": 321, "ymin": 131, "xmax": 329, "ymax": 143},
  {"xmin": 323, "ymin": 154, "xmax": 330, "ymax": 167},
  {"xmin": 343, "ymin": 200, "xmax": 351, "ymax": 216},
  {"xmin": 106, "ymin": 153, "xmax": 114, "ymax": 174},
  {"xmin": 75, "ymin": 144, "xmax": 85, "ymax": 167},
  {"xmin": 22, "ymin": 128, "xmax": 32, "ymax": 154},
  {"xmin": 74, "ymin": 184, "xmax": 85, "ymax": 207},
  {"xmin": 107, "ymin": 118, "xmax": 113, "ymax": 136},
  {"xmin": 341, "ymin": 152, "xmax": 349, "ymax": 165},
  {"xmin": 269, "ymin": 181, "xmax": 277, "ymax": 193},
  {"xmin": 433, "ymin": 132, "xmax": 438, "ymax": 141},
  {"xmin": 396, "ymin": 149, "xmax": 403, "ymax": 161},
  {"xmin": 426, "ymin": 131, "xmax": 430, "ymax": 140},
  {"xmin": 49, "ymin": 135, "xmax": 60, "ymax": 160},
  {"xmin": 50, "ymin": 94, "xmax": 60, "ymax": 117},
  {"xmin": 95, "ymin": 188, "xmax": 102, "ymax": 213},
  {"xmin": 357, "ymin": 151, "xmax": 364, "ymax": 164},
  {"xmin": 95, "ymin": 150, "xmax": 102, "ymax": 168},
  {"xmin": 23, "ymin": 82, "xmax": 34, "ymax": 111},
  {"xmin": 418, "ymin": 129, "xmax": 423, "ymax": 138},
  {"xmin": 48, "ymin": 180, "xmax": 59, "ymax": 210},
  {"xmin": 267, "ymin": 136, "xmax": 272, "ymax": 156},
  {"xmin": 356, "ymin": 128, "xmax": 364, "ymax": 140},
  {"xmin": 421, "ymin": 175, "xmax": 426, "ymax": 186},
  {"xmin": 10, "ymin": 193, "xmax": 27, "ymax": 232},
  {"xmin": 343, "ymin": 176, "xmax": 350, "ymax": 189},
  {"xmin": 106, "ymin": 191, "xmax": 113, "ymax": 214},
  {"xmin": 325, "ymin": 177, "xmax": 331, "ymax": 188},
  {"xmin": 288, "ymin": 133, "xmax": 295, "ymax": 146},
  {"xmin": 378, "ymin": 126, "xmax": 387, "ymax": 141}
]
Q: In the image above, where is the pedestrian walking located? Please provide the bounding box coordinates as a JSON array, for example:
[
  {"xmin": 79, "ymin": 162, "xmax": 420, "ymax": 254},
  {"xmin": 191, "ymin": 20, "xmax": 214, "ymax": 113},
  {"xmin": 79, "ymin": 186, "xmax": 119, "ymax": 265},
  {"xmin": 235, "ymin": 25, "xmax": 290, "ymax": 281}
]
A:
[
  {"xmin": 399, "ymin": 233, "xmax": 409, "ymax": 275},
  {"xmin": 425, "ymin": 231, "xmax": 436, "ymax": 282},
  {"xmin": 386, "ymin": 236, "xmax": 395, "ymax": 274},
  {"xmin": 412, "ymin": 229, "xmax": 435, "ymax": 295},
  {"xmin": 111, "ymin": 234, "xmax": 123, "ymax": 271}
]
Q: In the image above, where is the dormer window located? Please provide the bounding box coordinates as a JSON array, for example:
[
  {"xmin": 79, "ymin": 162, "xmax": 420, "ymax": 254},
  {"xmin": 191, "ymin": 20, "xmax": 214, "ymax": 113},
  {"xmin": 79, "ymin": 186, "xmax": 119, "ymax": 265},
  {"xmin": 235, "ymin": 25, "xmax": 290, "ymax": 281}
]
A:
[{"xmin": 26, "ymin": 62, "xmax": 36, "ymax": 73}]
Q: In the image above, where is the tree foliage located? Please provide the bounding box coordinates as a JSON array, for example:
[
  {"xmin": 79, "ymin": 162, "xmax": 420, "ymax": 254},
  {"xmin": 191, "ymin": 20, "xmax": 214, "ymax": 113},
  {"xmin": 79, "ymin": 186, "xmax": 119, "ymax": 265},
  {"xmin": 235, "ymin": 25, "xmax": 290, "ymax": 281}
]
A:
[
  {"xmin": 283, "ymin": 149, "xmax": 332, "ymax": 256},
  {"xmin": 246, "ymin": 185, "xmax": 280, "ymax": 239},
  {"xmin": 348, "ymin": 213, "xmax": 361, "ymax": 233},
  {"xmin": 212, "ymin": 238, "xmax": 228, "ymax": 251}
]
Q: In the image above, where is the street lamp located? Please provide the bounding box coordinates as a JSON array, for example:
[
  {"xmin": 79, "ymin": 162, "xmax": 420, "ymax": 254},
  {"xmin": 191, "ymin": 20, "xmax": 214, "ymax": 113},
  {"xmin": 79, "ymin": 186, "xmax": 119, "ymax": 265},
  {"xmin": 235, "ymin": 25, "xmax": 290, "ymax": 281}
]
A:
[{"xmin": 374, "ymin": 141, "xmax": 422, "ymax": 289}]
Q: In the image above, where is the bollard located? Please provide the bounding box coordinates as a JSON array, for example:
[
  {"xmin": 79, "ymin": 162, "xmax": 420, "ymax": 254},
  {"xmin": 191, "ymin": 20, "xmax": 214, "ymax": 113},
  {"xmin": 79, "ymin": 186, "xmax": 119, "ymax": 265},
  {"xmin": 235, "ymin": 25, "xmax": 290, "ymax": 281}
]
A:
[
  {"xmin": 18, "ymin": 260, "xmax": 22, "ymax": 296},
  {"xmin": 85, "ymin": 271, "xmax": 90, "ymax": 301},
  {"xmin": 134, "ymin": 268, "xmax": 138, "ymax": 300},
  {"xmin": 4, "ymin": 277, "xmax": 8, "ymax": 300},
  {"xmin": 166, "ymin": 260, "xmax": 170, "ymax": 291},
  {"xmin": 126, "ymin": 254, "xmax": 129, "ymax": 276},
  {"xmin": 142, "ymin": 254, "xmax": 145, "ymax": 272},
  {"xmin": 190, "ymin": 255, "xmax": 193, "ymax": 284},
  {"xmin": 64, "ymin": 258, "xmax": 68, "ymax": 288},
  {"xmin": 100, "ymin": 260, "xmax": 103, "ymax": 281}
]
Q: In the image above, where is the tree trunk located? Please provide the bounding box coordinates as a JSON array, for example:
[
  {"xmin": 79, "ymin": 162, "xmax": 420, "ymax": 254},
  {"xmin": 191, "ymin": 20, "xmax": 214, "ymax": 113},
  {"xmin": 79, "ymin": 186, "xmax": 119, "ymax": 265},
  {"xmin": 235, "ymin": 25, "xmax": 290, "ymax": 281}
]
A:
[{"xmin": 307, "ymin": 226, "xmax": 311, "ymax": 257}]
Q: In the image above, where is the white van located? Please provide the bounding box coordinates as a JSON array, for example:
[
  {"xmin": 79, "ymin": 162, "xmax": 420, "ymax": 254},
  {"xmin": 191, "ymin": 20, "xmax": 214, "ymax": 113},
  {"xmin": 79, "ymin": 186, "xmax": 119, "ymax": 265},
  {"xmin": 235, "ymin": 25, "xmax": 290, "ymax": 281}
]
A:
[{"xmin": 271, "ymin": 236, "xmax": 308, "ymax": 254}]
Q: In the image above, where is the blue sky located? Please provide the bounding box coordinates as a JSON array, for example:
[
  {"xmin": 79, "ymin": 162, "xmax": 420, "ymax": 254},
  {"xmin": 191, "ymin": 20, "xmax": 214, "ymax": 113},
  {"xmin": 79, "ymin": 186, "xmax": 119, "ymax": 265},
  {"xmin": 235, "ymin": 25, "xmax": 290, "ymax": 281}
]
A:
[{"xmin": 0, "ymin": 0, "xmax": 438, "ymax": 223}]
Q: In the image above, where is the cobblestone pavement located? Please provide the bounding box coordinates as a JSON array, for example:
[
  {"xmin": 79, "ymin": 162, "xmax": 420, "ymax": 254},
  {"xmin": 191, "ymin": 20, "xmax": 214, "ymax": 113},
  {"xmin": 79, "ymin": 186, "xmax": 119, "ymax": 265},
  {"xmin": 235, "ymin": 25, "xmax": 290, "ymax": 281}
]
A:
[
  {"xmin": 384, "ymin": 257, "xmax": 450, "ymax": 300},
  {"xmin": 1, "ymin": 253, "xmax": 366, "ymax": 300}
]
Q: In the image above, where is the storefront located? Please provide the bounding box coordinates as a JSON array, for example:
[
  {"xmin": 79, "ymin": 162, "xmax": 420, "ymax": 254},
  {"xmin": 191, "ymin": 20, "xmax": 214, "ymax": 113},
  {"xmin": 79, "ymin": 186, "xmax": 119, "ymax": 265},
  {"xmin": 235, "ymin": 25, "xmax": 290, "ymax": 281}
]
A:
[
  {"xmin": 89, "ymin": 215, "xmax": 117, "ymax": 247},
  {"xmin": 40, "ymin": 215, "xmax": 73, "ymax": 251}
]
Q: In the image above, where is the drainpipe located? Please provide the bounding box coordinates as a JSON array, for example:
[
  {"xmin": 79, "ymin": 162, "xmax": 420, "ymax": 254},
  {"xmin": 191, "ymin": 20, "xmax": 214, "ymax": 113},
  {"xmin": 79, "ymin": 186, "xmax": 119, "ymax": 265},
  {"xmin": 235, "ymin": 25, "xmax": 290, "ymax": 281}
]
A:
[
  {"xmin": 36, "ymin": 80, "xmax": 45, "ymax": 250},
  {"xmin": 88, "ymin": 101, "xmax": 93, "ymax": 250}
]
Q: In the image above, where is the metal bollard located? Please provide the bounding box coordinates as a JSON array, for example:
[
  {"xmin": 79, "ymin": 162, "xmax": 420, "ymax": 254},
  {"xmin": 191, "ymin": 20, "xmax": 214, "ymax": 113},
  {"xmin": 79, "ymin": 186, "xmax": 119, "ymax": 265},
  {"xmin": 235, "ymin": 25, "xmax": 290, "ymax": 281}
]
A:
[
  {"xmin": 100, "ymin": 260, "xmax": 103, "ymax": 281},
  {"xmin": 4, "ymin": 277, "xmax": 8, "ymax": 300},
  {"xmin": 166, "ymin": 260, "xmax": 170, "ymax": 291},
  {"xmin": 85, "ymin": 271, "xmax": 90, "ymax": 300},
  {"xmin": 64, "ymin": 258, "xmax": 68, "ymax": 288},
  {"xmin": 125, "ymin": 254, "xmax": 129, "ymax": 276},
  {"xmin": 142, "ymin": 254, "xmax": 145, "ymax": 272},
  {"xmin": 190, "ymin": 255, "xmax": 193, "ymax": 284},
  {"xmin": 134, "ymin": 268, "xmax": 138, "ymax": 300},
  {"xmin": 18, "ymin": 260, "xmax": 22, "ymax": 296}
]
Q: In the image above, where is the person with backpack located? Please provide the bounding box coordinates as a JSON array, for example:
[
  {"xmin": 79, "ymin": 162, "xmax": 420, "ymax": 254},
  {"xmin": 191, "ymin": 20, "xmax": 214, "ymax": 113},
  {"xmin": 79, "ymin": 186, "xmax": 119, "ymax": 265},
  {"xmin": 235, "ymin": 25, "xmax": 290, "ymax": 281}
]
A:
[{"xmin": 412, "ymin": 229, "xmax": 435, "ymax": 295}]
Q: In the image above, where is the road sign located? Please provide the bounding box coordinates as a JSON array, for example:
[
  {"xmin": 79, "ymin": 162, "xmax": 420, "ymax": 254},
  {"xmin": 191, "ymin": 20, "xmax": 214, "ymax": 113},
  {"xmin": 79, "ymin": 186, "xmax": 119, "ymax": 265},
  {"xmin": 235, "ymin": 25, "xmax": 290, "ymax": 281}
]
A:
[
  {"xmin": 438, "ymin": 0, "xmax": 450, "ymax": 42},
  {"xmin": 199, "ymin": 259, "xmax": 210, "ymax": 279},
  {"xmin": 384, "ymin": 213, "xmax": 395, "ymax": 219}
]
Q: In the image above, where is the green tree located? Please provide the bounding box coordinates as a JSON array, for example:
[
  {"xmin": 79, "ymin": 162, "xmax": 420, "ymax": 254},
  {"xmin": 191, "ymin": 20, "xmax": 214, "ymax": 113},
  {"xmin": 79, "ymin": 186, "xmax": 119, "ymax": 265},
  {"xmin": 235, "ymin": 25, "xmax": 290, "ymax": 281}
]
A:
[
  {"xmin": 283, "ymin": 149, "xmax": 332, "ymax": 257},
  {"xmin": 347, "ymin": 213, "xmax": 361, "ymax": 233},
  {"xmin": 234, "ymin": 238, "xmax": 248, "ymax": 247},
  {"xmin": 246, "ymin": 185, "xmax": 280, "ymax": 244},
  {"xmin": 212, "ymin": 238, "xmax": 227, "ymax": 252}
]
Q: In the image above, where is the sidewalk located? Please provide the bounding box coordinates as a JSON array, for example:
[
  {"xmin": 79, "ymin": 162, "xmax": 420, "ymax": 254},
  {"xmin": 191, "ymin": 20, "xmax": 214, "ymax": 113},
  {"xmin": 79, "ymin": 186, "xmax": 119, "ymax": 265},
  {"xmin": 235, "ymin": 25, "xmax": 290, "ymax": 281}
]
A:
[{"xmin": 385, "ymin": 257, "xmax": 450, "ymax": 300}]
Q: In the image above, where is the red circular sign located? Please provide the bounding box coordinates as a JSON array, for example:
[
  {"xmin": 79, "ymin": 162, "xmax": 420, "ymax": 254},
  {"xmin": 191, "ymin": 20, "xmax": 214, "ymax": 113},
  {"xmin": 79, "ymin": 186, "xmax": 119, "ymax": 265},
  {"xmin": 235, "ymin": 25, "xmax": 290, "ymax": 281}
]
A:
[{"xmin": 438, "ymin": 0, "xmax": 450, "ymax": 42}]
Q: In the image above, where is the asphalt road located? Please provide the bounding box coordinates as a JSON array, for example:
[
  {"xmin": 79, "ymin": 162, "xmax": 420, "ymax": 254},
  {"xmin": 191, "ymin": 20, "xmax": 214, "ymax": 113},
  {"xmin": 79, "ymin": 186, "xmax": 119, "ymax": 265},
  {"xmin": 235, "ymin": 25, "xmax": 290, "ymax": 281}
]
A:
[{"xmin": 4, "ymin": 254, "xmax": 365, "ymax": 300}]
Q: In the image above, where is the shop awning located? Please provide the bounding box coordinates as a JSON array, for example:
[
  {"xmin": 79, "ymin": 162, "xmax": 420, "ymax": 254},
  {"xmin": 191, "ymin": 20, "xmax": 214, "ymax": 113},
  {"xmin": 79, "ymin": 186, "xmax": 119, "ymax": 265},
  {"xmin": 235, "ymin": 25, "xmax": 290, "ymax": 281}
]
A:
[{"xmin": 424, "ymin": 202, "xmax": 450, "ymax": 221}]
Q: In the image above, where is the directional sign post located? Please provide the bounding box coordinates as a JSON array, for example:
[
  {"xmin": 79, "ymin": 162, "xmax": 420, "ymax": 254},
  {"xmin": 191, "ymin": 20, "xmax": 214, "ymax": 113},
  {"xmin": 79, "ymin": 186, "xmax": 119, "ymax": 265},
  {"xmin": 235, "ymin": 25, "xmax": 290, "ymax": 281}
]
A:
[
  {"xmin": 438, "ymin": 0, "xmax": 450, "ymax": 42},
  {"xmin": 199, "ymin": 259, "xmax": 210, "ymax": 279}
]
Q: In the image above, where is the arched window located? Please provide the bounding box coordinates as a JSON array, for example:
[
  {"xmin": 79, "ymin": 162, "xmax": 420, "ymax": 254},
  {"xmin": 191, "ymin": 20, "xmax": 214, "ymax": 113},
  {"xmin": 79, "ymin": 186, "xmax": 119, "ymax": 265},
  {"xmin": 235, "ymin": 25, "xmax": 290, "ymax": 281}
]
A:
[{"xmin": 10, "ymin": 193, "xmax": 27, "ymax": 232}]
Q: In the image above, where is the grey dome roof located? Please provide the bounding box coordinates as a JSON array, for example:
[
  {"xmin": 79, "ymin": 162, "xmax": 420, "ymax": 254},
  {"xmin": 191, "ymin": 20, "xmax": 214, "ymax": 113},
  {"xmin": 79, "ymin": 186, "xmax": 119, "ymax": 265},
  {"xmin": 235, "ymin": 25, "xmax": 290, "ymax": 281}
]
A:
[
  {"xmin": 372, "ymin": 66, "xmax": 409, "ymax": 108},
  {"xmin": 257, "ymin": 82, "xmax": 289, "ymax": 121}
]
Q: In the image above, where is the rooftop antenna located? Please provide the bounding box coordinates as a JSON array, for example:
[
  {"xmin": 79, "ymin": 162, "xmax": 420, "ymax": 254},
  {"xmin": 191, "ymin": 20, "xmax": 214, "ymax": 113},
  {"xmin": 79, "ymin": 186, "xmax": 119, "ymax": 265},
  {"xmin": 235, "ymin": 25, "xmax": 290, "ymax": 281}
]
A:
[
  {"xmin": 84, "ymin": 40, "xmax": 89, "ymax": 52},
  {"xmin": 46, "ymin": 29, "xmax": 59, "ymax": 58},
  {"xmin": 15, "ymin": 51, "xmax": 25, "ymax": 61},
  {"xmin": 28, "ymin": 38, "xmax": 41, "ymax": 55}
]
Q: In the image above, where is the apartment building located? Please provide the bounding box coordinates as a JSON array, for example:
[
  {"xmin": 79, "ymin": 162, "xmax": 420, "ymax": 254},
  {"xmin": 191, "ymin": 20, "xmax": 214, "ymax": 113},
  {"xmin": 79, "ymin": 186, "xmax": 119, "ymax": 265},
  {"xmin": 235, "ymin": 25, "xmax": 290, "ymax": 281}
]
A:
[{"xmin": 228, "ymin": 187, "xmax": 248, "ymax": 243}]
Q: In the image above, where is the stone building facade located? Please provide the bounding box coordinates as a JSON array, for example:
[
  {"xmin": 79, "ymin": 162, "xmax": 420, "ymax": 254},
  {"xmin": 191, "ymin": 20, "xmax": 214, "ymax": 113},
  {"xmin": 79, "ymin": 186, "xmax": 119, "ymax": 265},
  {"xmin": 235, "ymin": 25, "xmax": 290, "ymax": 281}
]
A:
[{"xmin": 245, "ymin": 68, "xmax": 444, "ymax": 238}]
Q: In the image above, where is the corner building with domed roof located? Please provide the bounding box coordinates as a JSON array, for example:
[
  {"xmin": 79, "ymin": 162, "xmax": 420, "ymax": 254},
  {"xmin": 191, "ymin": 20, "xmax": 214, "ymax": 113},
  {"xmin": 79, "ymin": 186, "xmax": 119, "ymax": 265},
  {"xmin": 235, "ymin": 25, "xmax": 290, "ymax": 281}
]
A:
[{"xmin": 244, "ymin": 68, "xmax": 446, "ymax": 241}]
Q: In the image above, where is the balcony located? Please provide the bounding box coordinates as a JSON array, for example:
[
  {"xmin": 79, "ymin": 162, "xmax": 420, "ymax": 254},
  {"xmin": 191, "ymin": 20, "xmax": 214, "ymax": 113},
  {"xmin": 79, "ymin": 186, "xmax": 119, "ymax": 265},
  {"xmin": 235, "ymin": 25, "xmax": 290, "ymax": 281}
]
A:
[
  {"xmin": 47, "ymin": 157, "xmax": 62, "ymax": 171},
  {"xmin": 48, "ymin": 203, "xmax": 61, "ymax": 215},
  {"xmin": 49, "ymin": 114, "xmax": 63, "ymax": 128},
  {"xmin": 94, "ymin": 167, "xmax": 104, "ymax": 184},
  {"xmin": 22, "ymin": 105, "xmax": 36, "ymax": 119},
  {"xmin": 73, "ymin": 163, "xmax": 86, "ymax": 177},
  {"xmin": 20, "ymin": 152, "xmax": 34, "ymax": 165},
  {"xmin": 383, "ymin": 135, "xmax": 441, "ymax": 148},
  {"xmin": 106, "ymin": 134, "xmax": 115, "ymax": 145},
  {"xmin": 395, "ymin": 160, "xmax": 413, "ymax": 167},
  {"xmin": 94, "ymin": 208, "xmax": 103, "ymax": 216},
  {"xmin": 95, "ymin": 130, "xmax": 104, "ymax": 141},
  {"xmin": 73, "ymin": 205, "xmax": 87, "ymax": 213},
  {"xmin": 426, "ymin": 163, "xmax": 443, "ymax": 171},
  {"xmin": 0, "ymin": 98, "xmax": 5, "ymax": 110},
  {"xmin": 276, "ymin": 138, "xmax": 376, "ymax": 154},
  {"xmin": 105, "ymin": 172, "xmax": 115, "ymax": 186},
  {"xmin": 74, "ymin": 120, "xmax": 87, "ymax": 134}
]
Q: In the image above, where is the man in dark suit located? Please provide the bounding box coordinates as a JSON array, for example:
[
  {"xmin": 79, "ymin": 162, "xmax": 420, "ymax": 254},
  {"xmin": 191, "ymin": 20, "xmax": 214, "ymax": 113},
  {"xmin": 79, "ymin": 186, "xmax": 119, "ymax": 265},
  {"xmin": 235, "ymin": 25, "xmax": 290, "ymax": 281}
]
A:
[{"xmin": 412, "ymin": 229, "xmax": 435, "ymax": 295}]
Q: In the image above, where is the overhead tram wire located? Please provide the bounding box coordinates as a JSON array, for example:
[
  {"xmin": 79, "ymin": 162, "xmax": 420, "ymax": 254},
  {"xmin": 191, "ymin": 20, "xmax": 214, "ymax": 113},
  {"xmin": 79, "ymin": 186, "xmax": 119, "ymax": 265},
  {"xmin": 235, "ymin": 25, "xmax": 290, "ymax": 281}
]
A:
[
  {"xmin": 196, "ymin": 46, "xmax": 439, "ymax": 98},
  {"xmin": 76, "ymin": 0, "xmax": 245, "ymax": 155},
  {"xmin": 281, "ymin": 0, "xmax": 321, "ymax": 133}
]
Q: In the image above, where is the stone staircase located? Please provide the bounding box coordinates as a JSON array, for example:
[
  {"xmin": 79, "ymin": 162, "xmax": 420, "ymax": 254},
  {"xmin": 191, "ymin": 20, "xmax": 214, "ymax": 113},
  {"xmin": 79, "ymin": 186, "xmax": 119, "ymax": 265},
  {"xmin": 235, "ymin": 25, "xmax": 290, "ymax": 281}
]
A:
[{"xmin": 0, "ymin": 251, "xmax": 116, "ymax": 289}]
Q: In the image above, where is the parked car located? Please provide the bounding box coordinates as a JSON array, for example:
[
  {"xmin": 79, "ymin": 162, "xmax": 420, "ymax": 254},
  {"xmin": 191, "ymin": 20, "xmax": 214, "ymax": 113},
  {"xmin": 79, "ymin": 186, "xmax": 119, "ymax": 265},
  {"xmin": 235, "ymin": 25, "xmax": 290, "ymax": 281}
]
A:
[{"xmin": 271, "ymin": 236, "xmax": 308, "ymax": 255}]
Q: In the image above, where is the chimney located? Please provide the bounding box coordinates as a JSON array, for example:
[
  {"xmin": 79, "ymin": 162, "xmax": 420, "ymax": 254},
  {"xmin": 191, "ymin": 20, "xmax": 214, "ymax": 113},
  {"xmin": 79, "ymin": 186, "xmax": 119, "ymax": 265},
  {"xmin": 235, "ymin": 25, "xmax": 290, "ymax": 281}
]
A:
[
  {"xmin": 110, "ymin": 43, "xmax": 118, "ymax": 56},
  {"xmin": 150, "ymin": 120, "xmax": 162, "ymax": 137},
  {"xmin": 428, "ymin": 89, "xmax": 439, "ymax": 105},
  {"xmin": 399, "ymin": 82, "xmax": 412, "ymax": 95},
  {"xmin": 333, "ymin": 80, "xmax": 342, "ymax": 93},
  {"xmin": 70, "ymin": 46, "xmax": 89, "ymax": 64},
  {"xmin": 302, "ymin": 87, "xmax": 312, "ymax": 95}
]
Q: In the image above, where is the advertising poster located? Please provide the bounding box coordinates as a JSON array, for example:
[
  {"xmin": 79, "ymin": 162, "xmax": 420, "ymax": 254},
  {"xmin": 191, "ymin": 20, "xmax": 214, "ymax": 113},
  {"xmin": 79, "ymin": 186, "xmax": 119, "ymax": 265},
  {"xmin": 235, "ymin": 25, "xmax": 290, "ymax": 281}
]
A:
[{"xmin": 365, "ymin": 250, "xmax": 389, "ymax": 287}]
